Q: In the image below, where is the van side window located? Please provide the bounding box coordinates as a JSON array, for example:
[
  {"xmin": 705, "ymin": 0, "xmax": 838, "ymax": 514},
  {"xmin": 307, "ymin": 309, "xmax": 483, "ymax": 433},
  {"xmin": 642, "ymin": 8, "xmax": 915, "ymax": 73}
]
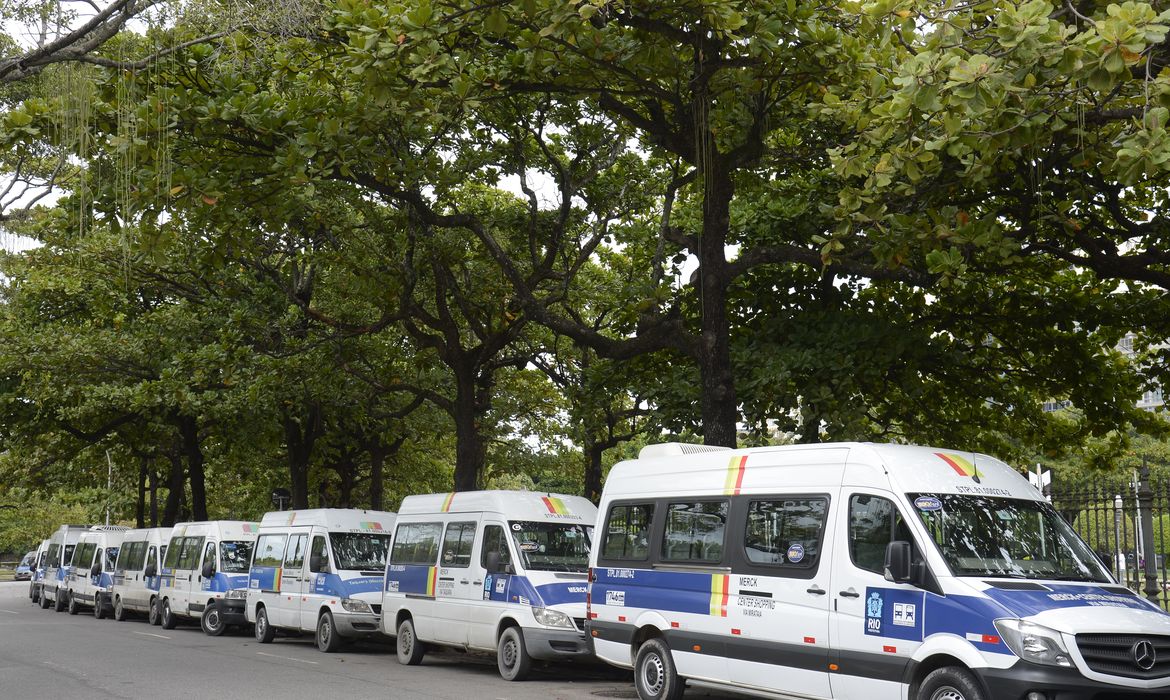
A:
[
  {"xmin": 480, "ymin": 525, "xmax": 512, "ymax": 570},
  {"xmin": 163, "ymin": 539, "xmax": 184, "ymax": 568},
  {"xmin": 744, "ymin": 498, "xmax": 828, "ymax": 569},
  {"xmin": 284, "ymin": 534, "xmax": 308, "ymax": 570},
  {"xmin": 390, "ymin": 523, "xmax": 442, "ymax": 566},
  {"xmin": 177, "ymin": 537, "xmax": 206, "ymax": 569},
  {"xmin": 602, "ymin": 503, "xmax": 655, "ymax": 561},
  {"xmin": 441, "ymin": 522, "xmax": 476, "ymax": 568},
  {"xmin": 310, "ymin": 536, "xmax": 329, "ymax": 572},
  {"xmin": 147, "ymin": 546, "xmax": 158, "ymax": 572},
  {"xmin": 662, "ymin": 501, "xmax": 728, "ymax": 563},
  {"xmin": 253, "ymin": 534, "xmax": 288, "ymax": 568},
  {"xmin": 202, "ymin": 541, "xmax": 217, "ymax": 570},
  {"xmin": 849, "ymin": 494, "xmax": 910, "ymax": 574}
]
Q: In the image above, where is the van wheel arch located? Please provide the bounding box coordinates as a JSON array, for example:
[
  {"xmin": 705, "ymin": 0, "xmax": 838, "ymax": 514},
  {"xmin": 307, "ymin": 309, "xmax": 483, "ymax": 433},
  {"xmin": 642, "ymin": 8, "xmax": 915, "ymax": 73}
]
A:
[
  {"xmin": 395, "ymin": 609, "xmax": 413, "ymax": 631},
  {"xmin": 495, "ymin": 616, "xmax": 521, "ymax": 643},
  {"xmin": 631, "ymin": 624, "xmax": 665, "ymax": 664},
  {"xmin": 908, "ymin": 655, "xmax": 989, "ymax": 700}
]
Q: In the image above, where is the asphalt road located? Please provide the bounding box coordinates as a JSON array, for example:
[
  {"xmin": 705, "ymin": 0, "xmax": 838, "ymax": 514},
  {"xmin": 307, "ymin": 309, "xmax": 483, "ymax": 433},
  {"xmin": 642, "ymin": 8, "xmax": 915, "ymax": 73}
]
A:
[{"xmin": 0, "ymin": 582, "xmax": 743, "ymax": 700}]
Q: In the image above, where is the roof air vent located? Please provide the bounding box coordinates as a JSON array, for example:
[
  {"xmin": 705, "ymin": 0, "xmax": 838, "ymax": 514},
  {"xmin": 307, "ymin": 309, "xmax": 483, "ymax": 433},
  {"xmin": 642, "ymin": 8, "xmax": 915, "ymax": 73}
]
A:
[{"xmin": 639, "ymin": 443, "xmax": 733, "ymax": 459}]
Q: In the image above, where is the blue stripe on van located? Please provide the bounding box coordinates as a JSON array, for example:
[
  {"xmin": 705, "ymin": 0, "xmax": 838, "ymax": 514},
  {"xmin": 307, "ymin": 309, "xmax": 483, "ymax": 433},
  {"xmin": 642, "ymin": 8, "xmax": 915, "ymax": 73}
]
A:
[
  {"xmin": 923, "ymin": 593, "xmax": 1012, "ymax": 653},
  {"xmin": 982, "ymin": 583, "xmax": 1170, "ymax": 618},
  {"xmin": 249, "ymin": 566, "xmax": 280, "ymax": 591},
  {"xmin": 592, "ymin": 567, "xmax": 713, "ymax": 616},
  {"xmin": 311, "ymin": 573, "xmax": 382, "ymax": 597},
  {"xmin": 385, "ymin": 564, "xmax": 432, "ymax": 595}
]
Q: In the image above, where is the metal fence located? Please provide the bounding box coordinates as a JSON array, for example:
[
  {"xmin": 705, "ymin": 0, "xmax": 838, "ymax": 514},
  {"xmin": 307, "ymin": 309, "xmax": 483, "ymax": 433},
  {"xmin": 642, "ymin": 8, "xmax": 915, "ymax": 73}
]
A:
[{"xmin": 1049, "ymin": 465, "xmax": 1170, "ymax": 610}]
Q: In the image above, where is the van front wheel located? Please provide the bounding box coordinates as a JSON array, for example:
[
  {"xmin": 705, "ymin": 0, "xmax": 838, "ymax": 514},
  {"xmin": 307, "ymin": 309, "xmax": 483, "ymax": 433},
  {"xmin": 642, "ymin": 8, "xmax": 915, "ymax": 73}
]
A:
[
  {"xmin": 635, "ymin": 638, "xmax": 685, "ymax": 700},
  {"xmin": 148, "ymin": 598, "xmax": 160, "ymax": 625},
  {"xmin": 497, "ymin": 626, "xmax": 532, "ymax": 681},
  {"xmin": 94, "ymin": 594, "xmax": 106, "ymax": 619},
  {"xmin": 317, "ymin": 611, "xmax": 343, "ymax": 653},
  {"xmin": 160, "ymin": 599, "xmax": 177, "ymax": 629},
  {"xmin": 67, "ymin": 592, "xmax": 79, "ymax": 615},
  {"xmin": 113, "ymin": 596, "xmax": 126, "ymax": 621},
  {"xmin": 396, "ymin": 618, "xmax": 425, "ymax": 665},
  {"xmin": 201, "ymin": 603, "xmax": 227, "ymax": 636},
  {"xmin": 255, "ymin": 606, "xmax": 275, "ymax": 643},
  {"xmin": 918, "ymin": 667, "xmax": 986, "ymax": 700}
]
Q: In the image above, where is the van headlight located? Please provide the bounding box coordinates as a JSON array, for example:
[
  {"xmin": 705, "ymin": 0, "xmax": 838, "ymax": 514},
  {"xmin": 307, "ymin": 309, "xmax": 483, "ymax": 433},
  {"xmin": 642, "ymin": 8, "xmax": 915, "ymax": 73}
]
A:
[
  {"xmin": 340, "ymin": 598, "xmax": 373, "ymax": 614},
  {"xmin": 225, "ymin": 589, "xmax": 247, "ymax": 600},
  {"xmin": 994, "ymin": 620, "xmax": 1073, "ymax": 668},
  {"xmin": 532, "ymin": 607, "xmax": 574, "ymax": 628}
]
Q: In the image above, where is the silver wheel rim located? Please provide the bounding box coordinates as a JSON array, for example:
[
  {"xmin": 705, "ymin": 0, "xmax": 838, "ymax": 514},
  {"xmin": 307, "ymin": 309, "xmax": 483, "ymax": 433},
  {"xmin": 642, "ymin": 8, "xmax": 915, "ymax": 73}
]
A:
[
  {"xmin": 206, "ymin": 608, "xmax": 220, "ymax": 632},
  {"xmin": 320, "ymin": 618, "xmax": 331, "ymax": 647},
  {"xmin": 400, "ymin": 625, "xmax": 413, "ymax": 656},
  {"xmin": 501, "ymin": 635, "xmax": 517, "ymax": 669},
  {"xmin": 257, "ymin": 613, "xmax": 266, "ymax": 638},
  {"xmin": 929, "ymin": 686, "xmax": 966, "ymax": 700},
  {"xmin": 115, "ymin": 599, "xmax": 123, "ymax": 618},
  {"xmin": 641, "ymin": 651, "xmax": 665, "ymax": 697}
]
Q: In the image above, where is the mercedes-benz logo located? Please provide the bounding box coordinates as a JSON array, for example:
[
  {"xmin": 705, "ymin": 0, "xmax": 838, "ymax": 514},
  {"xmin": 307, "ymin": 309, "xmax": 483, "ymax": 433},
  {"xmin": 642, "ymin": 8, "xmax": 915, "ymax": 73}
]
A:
[{"xmin": 1132, "ymin": 639, "xmax": 1157, "ymax": 671}]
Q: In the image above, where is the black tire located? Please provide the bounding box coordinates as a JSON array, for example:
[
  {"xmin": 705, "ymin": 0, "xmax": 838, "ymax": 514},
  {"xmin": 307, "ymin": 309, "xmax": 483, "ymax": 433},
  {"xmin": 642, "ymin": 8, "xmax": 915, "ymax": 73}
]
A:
[
  {"xmin": 94, "ymin": 594, "xmax": 106, "ymax": 619},
  {"xmin": 201, "ymin": 602, "xmax": 227, "ymax": 636},
  {"xmin": 160, "ymin": 599, "xmax": 178, "ymax": 630},
  {"xmin": 396, "ymin": 617, "xmax": 425, "ymax": 665},
  {"xmin": 67, "ymin": 591, "xmax": 79, "ymax": 615},
  {"xmin": 53, "ymin": 589, "xmax": 66, "ymax": 612},
  {"xmin": 29, "ymin": 583, "xmax": 37, "ymax": 602},
  {"xmin": 634, "ymin": 637, "xmax": 685, "ymax": 700},
  {"xmin": 497, "ymin": 626, "xmax": 532, "ymax": 681},
  {"xmin": 254, "ymin": 606, "xmax": 275, "ymax": 643},
  {"xmin": 148, "ymin": 597, "xmax": 160, "ymax": 626},
  {"xmin": 113, "ymin": 596, "xmax": 127, "ymax": 622},
  {"xmin": 316, "ymin": 610, "xmax": 344, "ymax": 653},
  {"xmin": 39, "ymin": 589, "xmax": 50, "ymax": 609},
  {"xmin": 918, "ymin": 667, "xmax": 986, "ymax": 700}
]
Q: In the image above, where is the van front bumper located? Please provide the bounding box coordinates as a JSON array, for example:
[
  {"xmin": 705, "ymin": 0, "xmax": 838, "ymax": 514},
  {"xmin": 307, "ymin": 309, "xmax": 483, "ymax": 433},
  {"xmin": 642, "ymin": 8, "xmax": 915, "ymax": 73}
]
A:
[
  {"xmin": 218, "ymin": 598, "xmax": 248, "ymax": 625},
  {"xmin": 524, "ymin": 627, "xmax": 592, "ymax": 661},
  {"xmin": 978, "ymin": 662, "xmax": 1170, "ymax": 699},
  {"xmin": 332, "ymin": 611, "xmax": 382, "ymax": 636}
]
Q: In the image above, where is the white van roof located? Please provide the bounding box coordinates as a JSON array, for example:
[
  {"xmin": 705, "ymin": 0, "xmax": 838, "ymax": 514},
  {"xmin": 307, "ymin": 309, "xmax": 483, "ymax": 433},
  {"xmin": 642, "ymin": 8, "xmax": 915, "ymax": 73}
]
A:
[
  {"xmin": 119, "ymin": 527, "xmax": 172, "ymax": 543},
  {"xmin": 398, "ymin": 490, "xmax": 597, "ymax": 524},
  {"xmin": 78, "ymin": 527, "xmax": 128, "ymax": 545},
  {"xmin": 170, "ymin": 520, "xmax": 260, "ymax": 540},
  {"xmin": 606, "ymin": 442, "xmax": 1037, "ymax": 501},
  {"xmin": 258, "ymin": 508, "xmax": 396, "ymax": 533}
]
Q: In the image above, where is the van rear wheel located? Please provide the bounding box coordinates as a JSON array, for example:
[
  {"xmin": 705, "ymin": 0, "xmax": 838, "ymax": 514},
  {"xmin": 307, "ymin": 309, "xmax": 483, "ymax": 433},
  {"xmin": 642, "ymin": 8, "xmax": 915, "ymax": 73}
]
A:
[
  {"xmin": 53, "ymin": 590, "xmax": 66, "ymax": 612},
  {"xmin": 201, "ymin": 603, "xmax": 227, "ymax": 636},
  {"xmin": 497, "ymin": 626, "xmax": 532, "ymax": 681},
  {"xmin": 635, "ymin": 638, "xmax": 685, "ymax": 700},
  {"xmin": 396, "ymin": 618, "xmax": 425, "ymax": 665},
  {"xmin": 918, "ymin": 667, "xmax": 986, "ymax": 700},
  {"xmin": 67, "ymin": 592, "xmax": 79, "ymax": 615},
  {"xmin": 113, "ymin": 596, "xmax": 126, "ymax": 621},
  {"xmin": 317, "ymin": 611, "xmax": 344, "ymax": 653},
  {"xmin": 160, "ymin": 599, "xmax": 177, "ymax": 629},
  {"xmin": 255, "ymin": 606, "xmax": 275, "ymax": 643}
]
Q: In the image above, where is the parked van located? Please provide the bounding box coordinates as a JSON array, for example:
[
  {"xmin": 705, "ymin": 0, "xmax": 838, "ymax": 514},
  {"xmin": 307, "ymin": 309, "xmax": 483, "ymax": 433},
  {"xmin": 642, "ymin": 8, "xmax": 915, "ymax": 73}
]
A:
[
  {"xmin": 110, "ymin": 527, "xmax": 172, "ymax": 623},
  {"xmin": 65, "ymin": 526, "xmax": 130, "ymax": 617},
  {"xmin": 588, "ymin": 442, "xmax": 1170, "ymax": 700},
  {"xmin": 40, "ymin": 525, "xmax": 89, "ymax": 612},
  {"xmin": 158, "ymin": 520, "xmax": 258, "ymax": 635},
  {"xmin": 246, "ymin": 509, "xmax": 396, "ymax": 652},
  {"xmin": 27, "ymin": 538, "xmax": 48, "ymax": 603},
  {"xmin": 383, "ymin": 490, "xmax": 596, "ymax": 680}
]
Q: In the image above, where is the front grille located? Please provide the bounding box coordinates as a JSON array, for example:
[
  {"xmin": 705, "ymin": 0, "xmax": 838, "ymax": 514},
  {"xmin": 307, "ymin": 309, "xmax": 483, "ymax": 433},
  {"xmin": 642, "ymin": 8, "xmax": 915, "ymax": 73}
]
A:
[{"xmin": 1076, "ymin": 633, "xmax": 1170, "ymax": 679}]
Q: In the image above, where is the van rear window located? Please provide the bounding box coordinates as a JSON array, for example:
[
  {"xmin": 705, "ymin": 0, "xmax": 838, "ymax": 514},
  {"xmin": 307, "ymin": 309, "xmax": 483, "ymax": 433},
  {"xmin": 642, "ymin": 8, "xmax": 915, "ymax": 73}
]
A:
[
  {"xmin": 602, "ymin": 503, "xmax": 655, "ymax": 561},
  {"xmin": 253, "ymin": 535, "xmax": 287, "ymax": 568},
  {"xmin": 662, "ymin": 501, "xmax": 728, "ymax": 563}
]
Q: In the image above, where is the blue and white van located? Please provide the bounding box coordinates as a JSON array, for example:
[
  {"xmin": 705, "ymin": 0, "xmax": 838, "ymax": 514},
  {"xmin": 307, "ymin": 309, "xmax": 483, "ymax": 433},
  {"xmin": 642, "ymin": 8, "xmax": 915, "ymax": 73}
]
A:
[
  {"xmin": 383, "ymin": 490, "xmax": 597, "ymax": 680},
  {"xmin": 40, "ymin": 525, "xmax": 89, "ymax": 612},
  {"xmin": 65, "ymin": 526, "xmax": 129, "ymax": 617},
  {"xmin": 245, "ymin": 508, "xmax": 396, "ymax": 652},
  {"xmin": 158, "ymin": 520, "xmax": 258, "ymax": 634},
  {"xmin": 27, "ymin": 538, "xmax": 48, "ymax": 602},
  {"xmin": 588, "ymin": 442, "xmax": 1170, "ymax": 700},
  {"xmin": 110, "ymin": 527, "xmax": 172, "ymax": 623}
]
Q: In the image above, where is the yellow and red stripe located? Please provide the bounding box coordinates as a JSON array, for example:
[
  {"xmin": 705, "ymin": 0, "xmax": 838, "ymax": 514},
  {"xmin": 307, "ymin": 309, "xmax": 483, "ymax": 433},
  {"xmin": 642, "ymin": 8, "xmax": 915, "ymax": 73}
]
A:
[
  {"xmin": 426, "ymin": 566, "xmax": 438, "ymax": 596},
  {"xmin": 935, "ymin": 452, "xmax": 979, "ymax": 478},
  {"xmin": 724, "ymin": 455, "xmax": 748, "ymax": 495},
  {"xmin": 709, "ymin": 574, "xmax": 729, "ymax": 617},
  {"xmin": 273, "ymin": 567, "xmax": 283, "ymax": 593},
  {"xmin": 441, "ymin": 493, "xmax": 455, "ymax": 512},
  {"xmin": 542, "ymin": 496, "xmax": 570, "ymax": 515}
]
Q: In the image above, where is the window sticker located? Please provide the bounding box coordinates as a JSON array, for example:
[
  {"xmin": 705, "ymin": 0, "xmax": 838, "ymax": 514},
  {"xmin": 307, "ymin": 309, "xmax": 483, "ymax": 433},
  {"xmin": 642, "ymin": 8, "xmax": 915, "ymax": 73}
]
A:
[
  {"xmin": 787, "ymin": 543, "xmax": 805, "ymax": 563},
  {"xmin": 914, "ymin": 496, "xmax": 943, "ymax": 512}
]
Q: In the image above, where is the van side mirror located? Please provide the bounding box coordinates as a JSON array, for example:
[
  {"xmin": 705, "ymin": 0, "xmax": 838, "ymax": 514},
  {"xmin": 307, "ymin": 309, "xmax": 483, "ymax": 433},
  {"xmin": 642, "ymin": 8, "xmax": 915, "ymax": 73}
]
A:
[
  {"xmin": 884, "ymin": 541, "xmax": 913, "ymax": 583},
  {"xmin": 485, "ymin": 551, "xmax": 513, "ymax": 575},
  {"xmin": 309, "ymin": 555, "xmax": 328, "ymax": 574},
  {"xmin": 201, "ymin": 560, "xmax": 215, "ymax": 579},
  {"xmin": 144, "ymin": 564, "xmax": 157, "ymax": 578}
]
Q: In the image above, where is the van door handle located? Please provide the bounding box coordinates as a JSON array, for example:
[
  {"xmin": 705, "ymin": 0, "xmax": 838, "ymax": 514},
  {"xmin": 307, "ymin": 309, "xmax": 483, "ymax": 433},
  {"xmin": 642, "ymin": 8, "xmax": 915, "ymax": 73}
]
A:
[
  {"xmin": 472, "ymin": 580, "xmax": 482, "ymax": 585},
  {"xmin": 460, "ymin": 579, "xmax": 470, "ymax": 585},
  {"xmin": 806, "ymin": 586, "xmax": 826, "ymax": 595},
  {"xmin": 839, "ymin": 588, "xmax": 860, "ymax": 598}
]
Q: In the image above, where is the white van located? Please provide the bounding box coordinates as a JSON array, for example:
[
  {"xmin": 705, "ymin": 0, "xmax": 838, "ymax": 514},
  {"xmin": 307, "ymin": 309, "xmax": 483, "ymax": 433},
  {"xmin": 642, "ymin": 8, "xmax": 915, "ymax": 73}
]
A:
[
  {"xmin": 110, "ymin": 527, "xmax": 172, "ymax": 623},
  {"xmin": 40, "ymin": 525, "xmax": 89, "ymax": 612},
  {"xmin": 588, "ymin": 442, "xmax": 1170, "ymax": 700},
  {"xmin": 158, "ymin": 520, "xmax": 258, "ymax": 634},
  {"xmin": 245, "ymin": 509, "xmax": 396, "ymax": 652},
  {"xmin": 65, "ymin": 526, "xmax": 129, "ymax": 617},
  {"xmin": 382, "ymin": 490, "xmax": 596, "ymax": 680},
  {"xmin": 27, "ymin": 538, "xmax": 49, "ymax": 603}
]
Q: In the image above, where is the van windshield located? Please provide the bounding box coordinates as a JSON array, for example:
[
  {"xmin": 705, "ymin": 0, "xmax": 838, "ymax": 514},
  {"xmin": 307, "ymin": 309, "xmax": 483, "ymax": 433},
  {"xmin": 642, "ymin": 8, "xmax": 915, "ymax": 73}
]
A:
[
  {"xmin": 508, "ymin": 522, "xmax": 592, "ymax": 572},
  {"xmin": 219, "ymin": 541, "xmax": 253, "ymax": 573},
  {"xmin": 329, "ymin": 533, "xmax": 392, "ymax": 571},
  {"xmin": 910, "ymin": 493, "xmax": 1111, "ymax": 582}
]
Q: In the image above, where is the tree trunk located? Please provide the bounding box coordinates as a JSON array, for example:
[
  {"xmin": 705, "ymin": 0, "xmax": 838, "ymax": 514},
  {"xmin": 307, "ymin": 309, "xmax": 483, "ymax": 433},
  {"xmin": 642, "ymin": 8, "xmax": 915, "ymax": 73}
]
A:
[
  {"xmin": 149, "ymin": 461, "xmax": 158, "ymax": 527},
  {"xmin": 368, "ymin": 441, "xmax": 386, "ymax": 510},
  {"xmin": 178, "ymin": 414, "xmax": 208, "ymax": 521},
  {"xmin": 585, "ymin": 440, "xmax": 605, "ymax": 504},
  {"xmin": 136, "ymin": 456, "xmax": 147, "ymax": 528},
  {"xmin": 284, "ymin": 402, "xmax": 321, "ymax": 509},
  {"xmin": 696, "ymin": 157, "xmax": 738, "ymax": 448},
  {"xmin": 161, "ymin": 453, "xmax": 184, "ymax": 527},
  {"xmin": 452, "ymin": 366, "xmax": 485, "ymax": 492}
]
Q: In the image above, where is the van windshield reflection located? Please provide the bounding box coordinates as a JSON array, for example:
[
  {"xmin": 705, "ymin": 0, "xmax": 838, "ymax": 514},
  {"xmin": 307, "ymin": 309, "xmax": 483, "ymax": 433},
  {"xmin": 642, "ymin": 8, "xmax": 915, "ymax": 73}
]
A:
[
  {"xmin": 508, "ymin": 522, "xmax": 592, "ymax": 572},
  {"xmin": 329, "ymin": 533, "xmax": 392, "ymax": 571},
  {"xmin": 910, "ymin": 493, "xmax": 1111, "ymax": 582}
]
